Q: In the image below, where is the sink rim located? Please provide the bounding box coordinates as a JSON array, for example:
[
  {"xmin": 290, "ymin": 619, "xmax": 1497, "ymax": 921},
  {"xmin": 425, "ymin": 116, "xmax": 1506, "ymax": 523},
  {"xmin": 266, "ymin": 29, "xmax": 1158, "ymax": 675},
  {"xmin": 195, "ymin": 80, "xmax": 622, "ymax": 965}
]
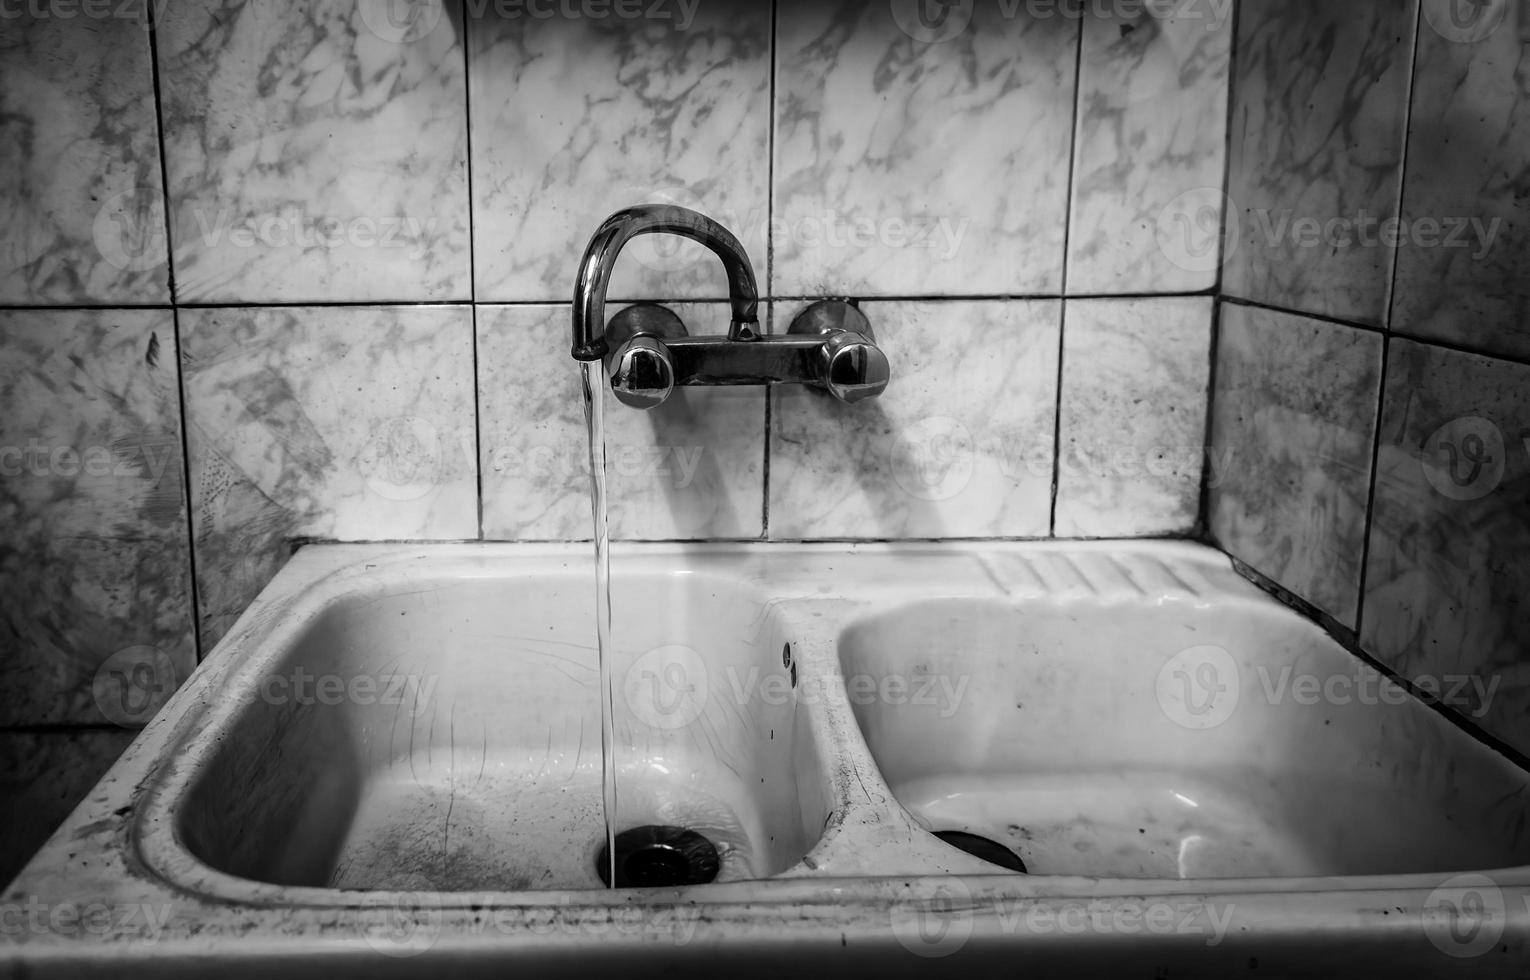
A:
[{"xmin": 135, "ymin": 541, "xmax": 1530, "ymax": 900}]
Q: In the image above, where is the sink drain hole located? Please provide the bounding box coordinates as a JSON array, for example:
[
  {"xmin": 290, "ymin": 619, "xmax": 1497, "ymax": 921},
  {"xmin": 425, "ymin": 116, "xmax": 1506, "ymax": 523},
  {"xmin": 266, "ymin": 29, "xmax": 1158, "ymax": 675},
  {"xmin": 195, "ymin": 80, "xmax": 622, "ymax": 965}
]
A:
[
  {"xmin": 935, "ymin": 830, "xmax": 1028, "ymax": 873},
  {"xmin": 596, "ymin": 825, "xmax": 721, "ymax": 888}
]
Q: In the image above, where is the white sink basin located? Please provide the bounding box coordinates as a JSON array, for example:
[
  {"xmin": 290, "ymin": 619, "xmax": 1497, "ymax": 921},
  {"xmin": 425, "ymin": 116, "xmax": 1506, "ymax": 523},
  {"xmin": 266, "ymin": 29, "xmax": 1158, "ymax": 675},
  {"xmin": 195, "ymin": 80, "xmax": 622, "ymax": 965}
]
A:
[
  {"xmin": 7, "ymin": 541, "xmax": 1530, "ymax": 977},
  {"xmin": 176, "ymin": 564, "xmax": 819, "ymax": 891},
  {"xmin": 839, "ymin": 594, "xmax": 1528, "ymax": 879}
]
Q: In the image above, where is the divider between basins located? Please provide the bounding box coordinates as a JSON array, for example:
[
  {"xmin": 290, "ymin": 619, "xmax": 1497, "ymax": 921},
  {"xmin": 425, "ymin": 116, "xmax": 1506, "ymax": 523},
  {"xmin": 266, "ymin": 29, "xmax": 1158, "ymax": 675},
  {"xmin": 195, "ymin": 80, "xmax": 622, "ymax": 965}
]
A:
[{"xmin": 772, "ymin": 598, "xmax": 1022, "ymax": 880}]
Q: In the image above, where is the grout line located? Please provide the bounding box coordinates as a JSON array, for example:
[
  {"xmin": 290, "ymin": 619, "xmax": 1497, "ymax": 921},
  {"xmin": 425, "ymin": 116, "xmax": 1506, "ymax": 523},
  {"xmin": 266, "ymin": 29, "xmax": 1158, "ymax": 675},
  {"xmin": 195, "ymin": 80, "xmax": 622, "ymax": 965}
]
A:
[
  {"xmin": 1049, "ymin": 17, "xmax": 1087, "ymax": 537},
  {"xmin": 144, "ymin": 6, "xmax": 178, "ymax": 303},
  {"xmin": 469, "ymin": 322, "xmax": 484, "ymax": 539},
  {"xmin": 1217, "ymin": 295, "xmax": 1389, "ymax": 334},
  {"xmin": 168, "ymin": 311, "xmax": 204, "ymax": 662},
  {"xmin": 762, "ymin": 384, "xmax": 772, "ymax": 541},
  {"xmin": 761, "ymin": 0, "xmax": 777, "ymax": 542},
  {"xmin": 1355, "ymin": 0, "xmax": 1423, "ymax": 641},
  {"xmin": 1047, "ymin": 300, "xmax": 1068, "ymax": 538},
  {"xmin": 1223, "ymin": 548, "xmax": 1530, "ymax": 773},
  {"xmin": 1199, "ymin": 0, "xmax": 1239, "ymax": 546},
  {"xmin": 1383, "ymin": 0, "xmax": 1425, "ymax": 334},
  {"xmin": 460, "ymin": 0, "xmax": 478, "ymax": 306},
  {"xmin": 0, "ymin": 300, "xmax": 475, "ymax": 312},
  {"xmin": 146, "ymin": 7, "xmax": 204, "ymax": 662},
  {"xmin": 765, "ymin": 0, "xmax": 778, "ymax": 306},
  {"xmin": 1213, "ymin": 0, "xmax": 1241, "ymax": 295},
  {"xmin": 0, "ymin": 290, "xmax": 1224, "ymax": 314},
  {"xmin": 461, "ymin": 5, "xmax": 484, "ymax": 541},
  {"xmin": 1219, "ymin": 295, "xmax": 1530, "ymax": 368},
  {"xmin": 0, "ymin": 303, "xmax": 181, "ymax": 312},
  {"xmin": 1354, "ymin": 335, "xmax": 1392, "ymax": 639},
  {"xmin": 1197, "ymin": 298, "xmax": 1224, "ymax": 539},
  {"xmin": 132, "ymin": 299, "xmax": 474, "ymax": 310}
]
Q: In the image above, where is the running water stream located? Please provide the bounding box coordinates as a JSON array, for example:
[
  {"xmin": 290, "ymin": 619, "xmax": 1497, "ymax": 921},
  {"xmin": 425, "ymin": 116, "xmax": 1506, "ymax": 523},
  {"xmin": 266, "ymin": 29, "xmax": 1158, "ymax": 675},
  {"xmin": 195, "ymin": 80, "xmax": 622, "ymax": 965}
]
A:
[{"xmin": 580, "ymin": 361, "xmax": 618, "ymax": 889}]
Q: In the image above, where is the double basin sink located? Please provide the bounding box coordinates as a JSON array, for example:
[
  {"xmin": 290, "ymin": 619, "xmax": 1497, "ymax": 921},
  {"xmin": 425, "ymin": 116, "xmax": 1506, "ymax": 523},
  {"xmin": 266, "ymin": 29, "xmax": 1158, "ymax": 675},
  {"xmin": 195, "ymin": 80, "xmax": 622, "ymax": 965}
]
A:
[{"xmin": 7, "ymin": 541, "xmax": 1530, "ymax": 976}]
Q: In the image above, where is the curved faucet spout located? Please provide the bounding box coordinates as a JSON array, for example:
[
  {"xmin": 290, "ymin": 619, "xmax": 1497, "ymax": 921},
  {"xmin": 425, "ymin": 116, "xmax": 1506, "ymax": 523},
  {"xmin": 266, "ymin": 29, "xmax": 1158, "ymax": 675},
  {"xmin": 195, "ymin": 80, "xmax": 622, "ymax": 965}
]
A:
[{"xmin": 571, "ymin": 205, "xmax": 760, "ymax": 361}]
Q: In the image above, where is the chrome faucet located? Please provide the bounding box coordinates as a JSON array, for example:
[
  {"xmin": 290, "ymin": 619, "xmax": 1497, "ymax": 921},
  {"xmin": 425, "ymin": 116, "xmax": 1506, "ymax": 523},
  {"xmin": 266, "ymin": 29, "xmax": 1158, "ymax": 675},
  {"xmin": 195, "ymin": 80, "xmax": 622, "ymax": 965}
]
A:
[{"xmin": 571, "ymin": 205, "xmax": 891, "ymax": 409}]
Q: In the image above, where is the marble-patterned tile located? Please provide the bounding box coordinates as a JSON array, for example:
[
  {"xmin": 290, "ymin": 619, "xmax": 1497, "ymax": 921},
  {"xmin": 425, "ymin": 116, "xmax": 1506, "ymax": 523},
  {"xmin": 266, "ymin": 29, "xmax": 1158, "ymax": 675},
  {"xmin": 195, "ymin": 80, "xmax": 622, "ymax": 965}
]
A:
[
  {"xmin": 468, "ymin": 1, "xmax": 770, "ymax": 303},
  {"xmin": 772, "ymin": 0, "xmax": 1078, "ymax": 297},
  {"xmin": 0, "ymin": 14, "xmax": 169, "ymax": 304},
  {"xmin": 0, "ymin": 729, "xmax": 135, "ymax": 887},
  {"xmin": 1055, "ymin": 297, "xmax": 1212, "ymax": 537},
  {"xmin": 478, "ymin": 304, "xmax": 765, "ymax": 541},
  {"xmin": 0, "ymin": 310, "xmax": 194, "ymax": 726},
  {"xmin": 1392, "ymin": 0, "xmax": 1530, "ymax": 359},
  {"xmin": 1223, "ymin": 0, "xmax": 1416, "ymax": 326},
  {"xmin": 1208, "ymin": 302, "xmax": 1382, "ymax": 627},
  {"xmin": 1361, "ymin": 340, "xmax": 1530, "ymax": 753},
  {"xmin": 155, "ymin": 1, "xmax": 470, "ymax": 303},
  {"xmin": 1067, "ymin": 2, "xmax": 1230, "ymax": 294},
  {"xmin": 183, "ymin": 306, "xmax": 477, "ymax": 649},
  {"xmin": 769, "ymin": 300, "xmax": 1059, "ymax": 540}
]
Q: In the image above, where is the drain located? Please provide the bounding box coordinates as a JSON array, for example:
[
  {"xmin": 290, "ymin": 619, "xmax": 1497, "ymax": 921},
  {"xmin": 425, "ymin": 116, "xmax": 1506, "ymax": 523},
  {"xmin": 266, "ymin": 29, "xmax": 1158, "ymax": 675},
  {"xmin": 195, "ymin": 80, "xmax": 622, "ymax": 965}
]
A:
[
  {"xmin": 595, "ymin": 825, "xmax": 721, "ymax": 888},
  {"xmin": 935, "ymin": 830, "xmax": 1028, "ymax": 873}
]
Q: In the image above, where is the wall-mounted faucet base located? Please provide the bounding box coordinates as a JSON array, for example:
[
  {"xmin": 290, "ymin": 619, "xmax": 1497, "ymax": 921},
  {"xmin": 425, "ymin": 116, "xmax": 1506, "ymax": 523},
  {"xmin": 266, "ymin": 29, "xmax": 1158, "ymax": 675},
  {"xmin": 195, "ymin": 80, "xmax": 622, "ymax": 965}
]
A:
[
  {"xmin": 604, "ymin": 299, "xmax": 890, "ymax": 409},
  {"xmin": 574, "ymin": 206, "xmax": 891, "ymax": 410}
]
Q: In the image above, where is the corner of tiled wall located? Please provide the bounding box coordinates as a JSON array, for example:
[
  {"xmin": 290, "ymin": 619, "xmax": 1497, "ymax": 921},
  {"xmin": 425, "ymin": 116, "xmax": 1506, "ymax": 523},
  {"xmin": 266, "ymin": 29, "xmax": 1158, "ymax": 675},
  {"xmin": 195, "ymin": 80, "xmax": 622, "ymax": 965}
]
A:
[
  {"xmin": 1, "ymin": 0, "xmax": 1236, "ymax": 883},
  {"xmin": 0, "ymin": 10, "xmax": 186, "ymax": 886},
  {"xmin": 1212, "ymin": 0, "xmax": 1530, "ymax": 756},
  {"xmin": 1207, "ymin": 301, "xmax": 1383, "ymax": 627}
]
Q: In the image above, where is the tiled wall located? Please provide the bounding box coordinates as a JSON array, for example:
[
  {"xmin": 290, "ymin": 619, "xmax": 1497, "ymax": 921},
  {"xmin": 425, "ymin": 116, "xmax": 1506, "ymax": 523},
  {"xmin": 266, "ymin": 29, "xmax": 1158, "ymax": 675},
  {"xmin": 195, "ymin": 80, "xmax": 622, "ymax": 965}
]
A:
[
  {"xmin": 0, "ymin": 1, "xmax": 1231, "ymax": 881},
  {"xmin": 1213, "ymin": 0, "xmax": 1530, "ymax": 754}
]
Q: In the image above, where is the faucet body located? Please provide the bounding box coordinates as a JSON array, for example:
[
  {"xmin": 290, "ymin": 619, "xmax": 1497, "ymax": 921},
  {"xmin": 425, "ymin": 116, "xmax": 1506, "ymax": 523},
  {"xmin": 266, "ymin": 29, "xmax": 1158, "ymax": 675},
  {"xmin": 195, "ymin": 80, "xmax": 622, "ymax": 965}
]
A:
[
  {"xmin": 572, "ymin": 205, "xmax": 890, "ymax": 409},
  {"xmin": 571, "ymin": 205, "xmax": 760, "ymax": 361}
]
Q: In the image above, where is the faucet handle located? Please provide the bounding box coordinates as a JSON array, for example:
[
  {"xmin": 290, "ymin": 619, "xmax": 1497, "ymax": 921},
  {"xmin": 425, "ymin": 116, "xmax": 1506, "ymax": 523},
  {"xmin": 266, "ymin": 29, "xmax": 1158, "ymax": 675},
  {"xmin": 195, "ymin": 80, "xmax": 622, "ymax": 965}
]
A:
[
  {"xmin": 604, "ymin": 303, "xmax": 687, "ymax": 410},
  {"xmin": 788, "ymin": 300, "xmax": 891, "ymax": 403},
  {"xmin": 609, "ymin": 335, "xmax": 675, "ymax": 410},
  {"xmin": 820, "ymin": 330, "xmax": 890, "ymax": 403}
]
